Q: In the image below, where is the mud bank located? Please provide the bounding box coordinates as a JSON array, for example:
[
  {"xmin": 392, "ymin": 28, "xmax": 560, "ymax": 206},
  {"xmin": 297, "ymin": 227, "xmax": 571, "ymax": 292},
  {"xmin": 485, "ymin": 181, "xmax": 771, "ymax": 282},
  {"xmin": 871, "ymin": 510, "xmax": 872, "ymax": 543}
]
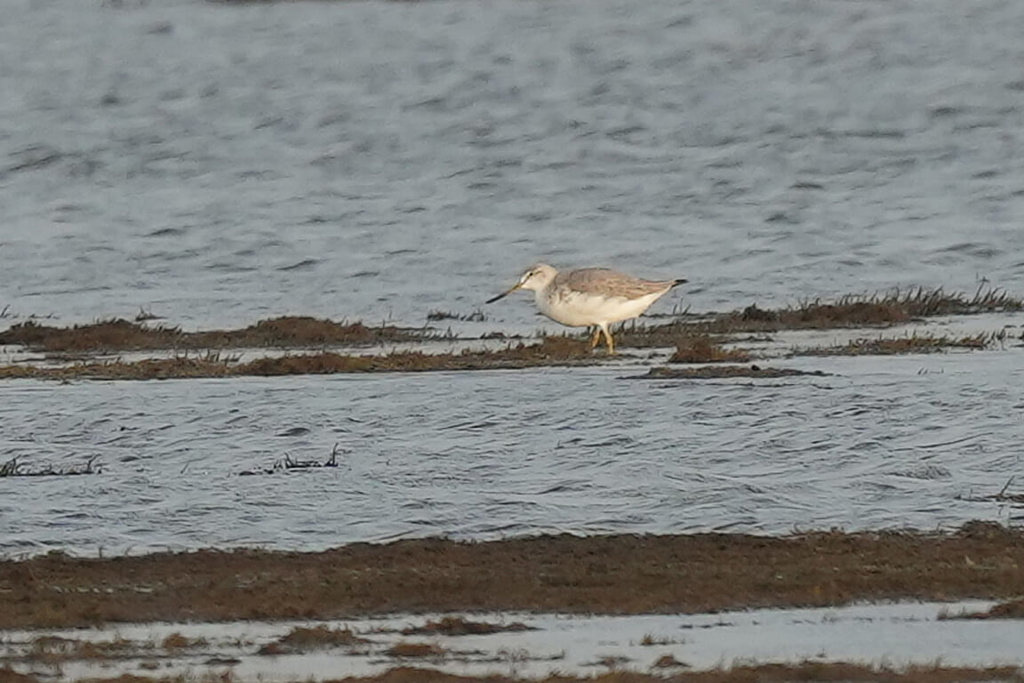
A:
[{"xmin": 3, "ymin": 522, "xmax": 1024, "ymax": 629}]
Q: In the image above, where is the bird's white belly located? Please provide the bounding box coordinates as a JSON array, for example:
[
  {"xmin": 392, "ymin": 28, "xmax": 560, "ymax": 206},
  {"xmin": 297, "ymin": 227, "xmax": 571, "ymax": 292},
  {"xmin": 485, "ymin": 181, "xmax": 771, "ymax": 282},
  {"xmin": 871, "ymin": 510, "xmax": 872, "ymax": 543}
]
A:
[{"xmin": 536, "ymin": 290, "xmax": 663, "ymax": 327}]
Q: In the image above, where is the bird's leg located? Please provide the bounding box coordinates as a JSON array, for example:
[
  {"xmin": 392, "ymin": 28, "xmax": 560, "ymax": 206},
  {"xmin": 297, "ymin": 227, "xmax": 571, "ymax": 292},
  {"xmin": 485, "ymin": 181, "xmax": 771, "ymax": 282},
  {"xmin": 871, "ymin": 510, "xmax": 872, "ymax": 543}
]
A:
[
  {"xmin": 601, "ymin": 324, "xmax": 615, "ymax": 355},
  {"xmin": 589, "ymin": 326, "xmax": 601, "ymax": 349}
]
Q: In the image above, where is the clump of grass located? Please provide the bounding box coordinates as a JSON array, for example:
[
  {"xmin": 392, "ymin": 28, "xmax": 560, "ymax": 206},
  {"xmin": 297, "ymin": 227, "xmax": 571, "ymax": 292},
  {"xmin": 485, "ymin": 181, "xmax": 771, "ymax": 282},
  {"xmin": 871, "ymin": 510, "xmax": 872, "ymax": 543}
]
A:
[
  {"xmin": 635, "ymin": 285, "xmax": 1024, "ymax": 339},
  {"xmin": 652, "ymin": 653, "xmax": 688, "ymax": 668},
  {"xmin": 26, "ymin": 635, "xmax": 77, "ymax": 662},
  {"xmin": 27, "ymin": 635, "xmax": 146, "ymax": 662},
  {"xmin": 795, "ymin": 332, "xmax": 998, "ymax": 357},
  {"xmin": 609, "ymin": 320, "xmax": 712, "ymax": 349},
  {"xmin": 258, "ymin": 625, "xmax": 368, "ymax": 654},
  {"xmin": 638, "ymin": 633, "xmax": 679, "ymax": 646},
  {"xmin": 779, "ymin": 285, "xmax": 1022, "ymax": 327},
  {"xmin": 903, "ymin": 283, "xmax": 1023, "ymax": 315},
  {"xmin": 584, "ymin": 654, "xmax": 632, "ymax": 668},
  {"xmin": 385, "ymin": 641, "xmax": 447, "ymax": 658},
  {"xmin": 401, "ymin": 616, "xmax": 534, "ymax": 636},
  {"xmin": 161, "ymin": 632, "xmax": 207, "ymax": 650},
  {"xmin": 957, "ymin": 520, "xmax": 1015, "ymax": 539},
  {"xmin": 426, "ymin": 309, "xmax": 486, "ymax": 322},
  {"xmin": 670, "ymin": 336, "xmax": 751, "ymax": 363}
]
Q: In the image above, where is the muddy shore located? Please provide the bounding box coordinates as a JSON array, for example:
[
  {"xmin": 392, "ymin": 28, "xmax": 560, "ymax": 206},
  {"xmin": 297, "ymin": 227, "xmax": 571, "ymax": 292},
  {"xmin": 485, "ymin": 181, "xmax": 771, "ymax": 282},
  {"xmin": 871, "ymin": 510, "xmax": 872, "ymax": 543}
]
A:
[
  {"xmin": 3, "ymin": 522, "xmax": 1024, "ymax": 630},
  {"xmin": 3, "ymin": 289, "xmax": 1024, "ymax": 682},
  {"xmin": 0, "ymin": 286, "xmax": 1019, "ymax": 380}
]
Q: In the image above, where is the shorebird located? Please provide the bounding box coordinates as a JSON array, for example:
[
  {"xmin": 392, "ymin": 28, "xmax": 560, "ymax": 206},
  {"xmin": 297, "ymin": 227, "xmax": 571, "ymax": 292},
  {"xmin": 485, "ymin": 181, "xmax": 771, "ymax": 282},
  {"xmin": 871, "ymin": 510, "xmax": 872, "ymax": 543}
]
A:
[{"xmin": 485, "ymin": 263, "xmax": 687, "ymax": 354}]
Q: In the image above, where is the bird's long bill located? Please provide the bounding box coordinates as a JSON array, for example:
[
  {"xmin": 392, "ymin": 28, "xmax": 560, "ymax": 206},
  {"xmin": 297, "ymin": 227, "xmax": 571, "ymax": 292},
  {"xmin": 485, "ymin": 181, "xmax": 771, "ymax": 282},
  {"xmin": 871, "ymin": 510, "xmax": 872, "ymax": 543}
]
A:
[{"xmin": 485, "ymin": 283, "xmax": 521, "ymax": 304}]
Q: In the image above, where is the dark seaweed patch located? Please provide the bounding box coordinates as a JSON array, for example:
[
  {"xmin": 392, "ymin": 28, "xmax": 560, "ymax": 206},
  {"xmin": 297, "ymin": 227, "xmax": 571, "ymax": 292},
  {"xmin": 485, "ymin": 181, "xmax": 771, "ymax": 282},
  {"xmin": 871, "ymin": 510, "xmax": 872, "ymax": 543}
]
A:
[{"xmin": 0, "ymin": 456, "xmax": 101, "ymax": 478}]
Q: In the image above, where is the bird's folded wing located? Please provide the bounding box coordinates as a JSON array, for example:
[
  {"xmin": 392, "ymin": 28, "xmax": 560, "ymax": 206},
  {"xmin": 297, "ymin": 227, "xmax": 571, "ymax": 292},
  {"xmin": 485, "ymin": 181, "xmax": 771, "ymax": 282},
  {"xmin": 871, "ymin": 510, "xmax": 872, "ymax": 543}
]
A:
[{"xmin": 558, "ymin": 268, "xmax": 671, "ymax": 299}]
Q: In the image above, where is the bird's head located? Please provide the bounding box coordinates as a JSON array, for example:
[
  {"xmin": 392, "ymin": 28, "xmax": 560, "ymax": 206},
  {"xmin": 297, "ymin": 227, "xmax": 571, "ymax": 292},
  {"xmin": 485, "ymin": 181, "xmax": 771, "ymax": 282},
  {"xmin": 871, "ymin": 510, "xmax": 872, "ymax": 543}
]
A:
[{"xmin": 485, "ymin": 263, "xmax": 557, "ymax": 303}]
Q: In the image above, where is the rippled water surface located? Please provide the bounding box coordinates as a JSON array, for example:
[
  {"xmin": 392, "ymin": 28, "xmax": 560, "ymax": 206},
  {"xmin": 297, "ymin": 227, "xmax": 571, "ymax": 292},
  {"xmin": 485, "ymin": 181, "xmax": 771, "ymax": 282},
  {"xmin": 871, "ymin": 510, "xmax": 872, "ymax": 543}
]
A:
[
  {"xmin": 3, "ymin": 0, "xmax": 1024, "ymax": 554},
  {"xmin": 3, "ymin": 0, "xmax": 1024, "ymax": 327},
  {"xmin": 3, "ymin": 351, "xmax": 1024, "ymax": 555}
]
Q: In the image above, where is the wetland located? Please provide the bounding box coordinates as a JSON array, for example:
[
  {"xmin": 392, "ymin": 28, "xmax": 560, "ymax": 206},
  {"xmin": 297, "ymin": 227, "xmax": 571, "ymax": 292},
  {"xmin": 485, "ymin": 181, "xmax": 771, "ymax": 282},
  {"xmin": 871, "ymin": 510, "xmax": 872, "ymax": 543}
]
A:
[{"xmin": 6, "ymin": 0, "xmax": 1024, "ymax": 677}]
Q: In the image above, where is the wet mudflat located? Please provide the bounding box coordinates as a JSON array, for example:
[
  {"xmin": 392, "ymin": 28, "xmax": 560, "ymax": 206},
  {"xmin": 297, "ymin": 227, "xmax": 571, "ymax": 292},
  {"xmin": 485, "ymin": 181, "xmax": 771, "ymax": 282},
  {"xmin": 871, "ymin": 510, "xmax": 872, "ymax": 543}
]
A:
[
  {"xmin": 0, "ymin": 317, "xmax": 436, "ymax": 353},
  {"xmin": 0, "ymin": 336, "xmax": 602, "ymax": 380},
  {"xmin": 4, "ymin": 524, "xmax": 1024, "ymax": 629},
  {"xmin": 3, "ymin": 293, "xmax": 1024, "ymax": 683},
  {"xmin": 0, "ymin": 287, "xmax": 1019, "ymax": 379},
  {"xmin": 7, "ymin": 529, "xmax": 1024, "ymax": 680},
  {"xmin": 3, "ymin": 286, "xmax": 1016, "ymax": 353},
  {"xmin": 5, "ymin": 603, "xmax": 1024, "ymax": 682}
]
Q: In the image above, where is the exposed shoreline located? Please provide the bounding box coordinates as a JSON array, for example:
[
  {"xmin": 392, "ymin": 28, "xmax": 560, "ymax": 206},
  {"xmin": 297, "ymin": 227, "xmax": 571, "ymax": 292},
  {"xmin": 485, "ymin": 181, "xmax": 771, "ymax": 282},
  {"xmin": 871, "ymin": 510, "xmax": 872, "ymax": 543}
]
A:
[
  {"xmin": 0, "ymin": 286, "xmax": 1020, "ymax": 380},
  {"xmin": 3, "ymin": 522, "xmax": 1024, "ymax": 630}
]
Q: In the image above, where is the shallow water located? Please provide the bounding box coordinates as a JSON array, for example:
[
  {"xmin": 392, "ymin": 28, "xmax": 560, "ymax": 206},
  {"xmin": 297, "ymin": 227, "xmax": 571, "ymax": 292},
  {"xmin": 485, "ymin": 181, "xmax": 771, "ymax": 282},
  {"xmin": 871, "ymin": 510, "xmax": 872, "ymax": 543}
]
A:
[
  {"xmin": 4, "ymin": 0, "xmax": 1024, "ymax": 556},
  {"xmin": 2, "ymin": 0, "xmax": 1024, "ymax": 329},
  {"xmin": 4, "ymin": 602, "xmax": 1022, "ymax": 680},
  {"xmin": 2, "ymin": 348, "xmax": 1024, "ymax": 556}
]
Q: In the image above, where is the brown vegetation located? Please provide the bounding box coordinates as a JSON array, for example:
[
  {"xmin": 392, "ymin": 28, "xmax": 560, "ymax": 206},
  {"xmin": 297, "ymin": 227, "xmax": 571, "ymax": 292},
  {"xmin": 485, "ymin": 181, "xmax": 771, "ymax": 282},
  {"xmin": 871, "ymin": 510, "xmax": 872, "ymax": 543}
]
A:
[
  {"xmin": 793, "ymin": 332, "xmax": 998, "ymax": 357},
  {"xmin": 16, "ymin": 631, "xmax": 208, "ymax": 664},
  {"xmin": 160, "ymin": 633, "xmax": 207, "ymax": 651},
  {"xmin": 0, "ymin": 316, "xmax": 432, "ymax": 353},
  {"xmin": 1, "ymin": 287, "xmax": 1017, "ymax": 360},
  {"xmin": 669, "ymin": 336, "xmax": 751, "ymax": 363},
  {"xmin": 26, "ymin": 635, "xmax": 144, "ymax": 662},
  {"xmin": 257, "ymin": 626, "xmax": 368, "ymax": 655},
  {"xmin": 3, "ymin": 522, "xmax": 1024, "ymax": 630},
  {"xmin": 0, "ymin": 668, "xmax": 36, "ymax": 683},
  {"xmin": 385, "ymin": 642, "xmax": 447, "ymax": 659},
  {"xmin": 638, "ymin": 634, "xmax": 679, "ymax": 647},
  {"xmin": 3, "ymin": 662, "xmax": 1022, "ymax": 683},
  {"xmin": 0, "ymin": 286, "xmax": 1018, "ymax": 381},
  {"xmin": 0, "ymin": 337, "xmax": 596, "ymax": 381},
  {"xmin": 652, "ymin": 654, "xmax": 689, "ymax": 668},
  {"xmin": 610, "ymin": 321, "xmax": 705, "ymax": 349},
  {"xmin": 637, "ymin": 286, "xmax": 1023, "ymax": 340},
  {"xmin": 680, "ymin": 663, "xmax": 1024, "ymax": 683},
  {"xmin": 401, "ymin": 616, "xmax": 534, "ymax": 636}
]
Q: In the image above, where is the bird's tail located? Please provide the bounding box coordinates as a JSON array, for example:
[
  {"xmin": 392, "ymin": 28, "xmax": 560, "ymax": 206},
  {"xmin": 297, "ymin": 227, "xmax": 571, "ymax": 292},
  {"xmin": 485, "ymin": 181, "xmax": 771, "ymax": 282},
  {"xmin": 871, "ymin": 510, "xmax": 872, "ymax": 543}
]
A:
[{"xmin": 672, "ymin": 278, "xmax": 688, "ymax": 288}]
